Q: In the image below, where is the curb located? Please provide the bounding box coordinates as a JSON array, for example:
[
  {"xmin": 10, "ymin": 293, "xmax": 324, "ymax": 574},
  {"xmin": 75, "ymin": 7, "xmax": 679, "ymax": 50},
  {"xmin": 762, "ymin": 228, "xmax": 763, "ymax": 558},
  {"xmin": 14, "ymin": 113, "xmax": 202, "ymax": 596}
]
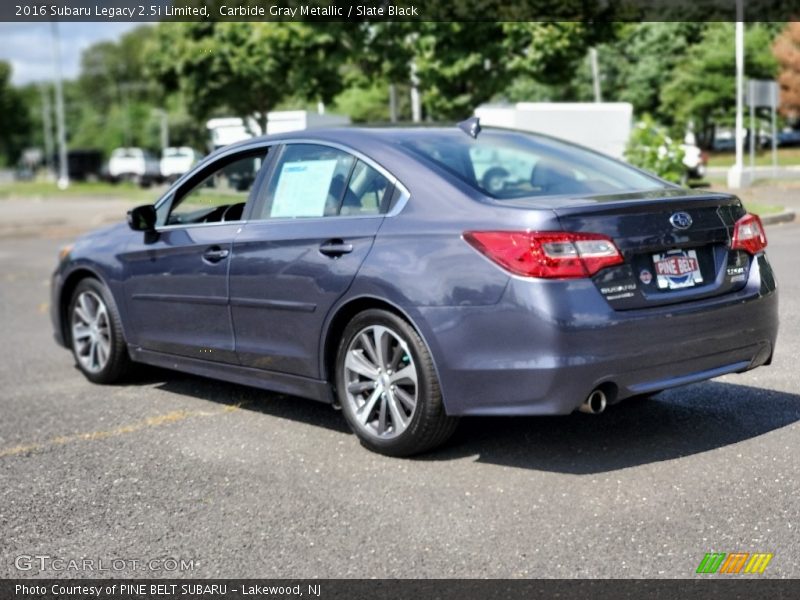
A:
[{"xmin": 760, "ymin": 210, "xmax": 796, "ymax": 226}]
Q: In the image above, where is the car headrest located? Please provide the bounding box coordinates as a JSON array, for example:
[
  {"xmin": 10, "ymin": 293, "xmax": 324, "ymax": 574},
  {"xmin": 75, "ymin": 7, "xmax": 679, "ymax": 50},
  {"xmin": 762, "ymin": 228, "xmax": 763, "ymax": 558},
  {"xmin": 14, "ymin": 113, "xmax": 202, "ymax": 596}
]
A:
[{"xmin": 530, "ymin": 159, "xmax": 577, "ymax": 192}]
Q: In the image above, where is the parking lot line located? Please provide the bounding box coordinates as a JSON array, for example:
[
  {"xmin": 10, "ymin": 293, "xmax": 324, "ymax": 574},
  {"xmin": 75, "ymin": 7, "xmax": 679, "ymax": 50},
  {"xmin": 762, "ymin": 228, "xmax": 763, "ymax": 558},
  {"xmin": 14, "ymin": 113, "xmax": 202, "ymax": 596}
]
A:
[{"xmin": 0, "ymin": 402, "xmax": 247, "ymax": 459}]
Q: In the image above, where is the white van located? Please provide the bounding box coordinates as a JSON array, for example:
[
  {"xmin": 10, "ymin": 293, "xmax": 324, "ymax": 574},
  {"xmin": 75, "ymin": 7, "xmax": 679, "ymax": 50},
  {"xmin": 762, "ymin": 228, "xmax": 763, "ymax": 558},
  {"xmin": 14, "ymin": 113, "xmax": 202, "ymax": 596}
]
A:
[
  {"xmin": 108, "ymin": 148, "xmax": 161, "ymax": 186},
  {"xmin": 160, "ymin": 147, "xmax": 202, "ymax": 183}
]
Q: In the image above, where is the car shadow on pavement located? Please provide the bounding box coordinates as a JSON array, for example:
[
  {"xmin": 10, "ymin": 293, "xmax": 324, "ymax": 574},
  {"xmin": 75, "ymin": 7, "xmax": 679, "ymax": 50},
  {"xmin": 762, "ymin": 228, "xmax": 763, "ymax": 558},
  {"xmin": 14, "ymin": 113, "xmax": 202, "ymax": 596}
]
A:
[
  {"xmin": 137, "ymin": 368, "xmax": 350, "ymax": 434},
  {"xmin": 128, "ymin": 370, "xmax": 799, "ymax": 473},
  {"xmin": 425, "ymin": 381, "xmax": 800, "ymax": 474}
]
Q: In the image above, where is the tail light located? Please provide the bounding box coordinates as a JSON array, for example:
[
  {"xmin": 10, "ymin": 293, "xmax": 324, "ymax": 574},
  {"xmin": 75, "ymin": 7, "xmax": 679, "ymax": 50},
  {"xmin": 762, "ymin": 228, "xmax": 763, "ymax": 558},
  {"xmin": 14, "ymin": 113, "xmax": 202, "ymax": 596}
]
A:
[
  {"xmin": 731, "ymin": 213, "xmax": 767, "ymax": 255},
  {"xmin": 463, "ymin": 231, "xmax": 623, "ymax": 279}
]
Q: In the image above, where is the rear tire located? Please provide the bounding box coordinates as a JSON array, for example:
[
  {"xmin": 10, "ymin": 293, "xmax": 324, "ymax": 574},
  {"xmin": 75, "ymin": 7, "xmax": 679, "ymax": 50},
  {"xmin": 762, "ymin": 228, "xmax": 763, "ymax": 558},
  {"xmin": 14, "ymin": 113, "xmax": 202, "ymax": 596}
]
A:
[
  {"xmin": 336, "ymin": 309, "xmax": 457, "ymax": 457},
  {"xmin": 68, "ymin": 278, "xmax": 132, "ymax": 384}
]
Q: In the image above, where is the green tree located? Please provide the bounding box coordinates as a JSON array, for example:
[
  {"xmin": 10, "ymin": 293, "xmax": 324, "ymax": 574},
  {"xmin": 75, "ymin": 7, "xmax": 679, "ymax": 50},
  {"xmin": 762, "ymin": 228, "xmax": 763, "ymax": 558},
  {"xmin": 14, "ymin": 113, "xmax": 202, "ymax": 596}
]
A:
[
  {"xmin": 358, "ymin": 22, "xmax": 617, "ymax": 121},
  {"xmin": 492, "ymin": 23, "xmax": 622, "ymax": 105},
  {"xmin": 412, "ymin": 23, "xmax": 511, "ymax": 120},
  {"xmin": 79, "ymin": 25, "xmax": 159, "ymax": 110},
  {"xmin": 660, "ymin": 23, "xmax": 779, "ymax": 147},
  {"xmin": 614, "ymin": 23, "xmax": 706, "ymax": 120},
  {"xmin": 149, "ymin": 22, "xmax": 355, "ymax": 131},
  {"xmin": 565, "ymin": 23, "xmax": 706, "ymax": 118},
  {"xmin": 66, "ymin": 25, "xmax": 170, "ymax": 155},
  {"xmin": 0, "ymin": 61, "xmax": 32, "ymax": 166},
  {"xmin": 332, "ymin": 80, "xmax": 410, "ymax": 123},
  {"xmin": 502, "ymin": 22, "xmax": 617, "ymax": 87}
]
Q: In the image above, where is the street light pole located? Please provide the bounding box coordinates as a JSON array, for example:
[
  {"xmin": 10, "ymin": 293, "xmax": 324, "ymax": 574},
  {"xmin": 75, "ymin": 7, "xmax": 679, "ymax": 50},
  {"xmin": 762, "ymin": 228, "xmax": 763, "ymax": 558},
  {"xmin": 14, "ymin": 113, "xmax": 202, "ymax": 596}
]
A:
[
  {"xmin": 727, "ymin": 0, "xmax": 747, "ymax": 188},
  {"xmin": 39, "ymin": 83, "xmax": 55, "ymax": 178},
  {"xmin": 389, "ymin": 84, "xmax": 398, "ymax": 123},
  {"xmin": 410, "ymin": 61, "xmax": 421, "ymax": 123},
  {"xmin": 590, "ymin": 48, "xmax": 602, "ymax": 103},
  {"xmin": 153, "ymin": 108, "xmax": 169, "ymax": 151},
  {"xmin": 51, "ymin": 22, "xmax": 69, "ymax": 190}
]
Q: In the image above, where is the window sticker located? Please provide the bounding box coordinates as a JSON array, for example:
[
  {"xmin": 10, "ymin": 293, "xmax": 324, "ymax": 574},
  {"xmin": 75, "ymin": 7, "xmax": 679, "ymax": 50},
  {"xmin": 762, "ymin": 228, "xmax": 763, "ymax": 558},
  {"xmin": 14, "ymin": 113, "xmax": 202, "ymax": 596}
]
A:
[{"xmin": 270, "ymin": 159, "xmax": 338, "ymax": 218}]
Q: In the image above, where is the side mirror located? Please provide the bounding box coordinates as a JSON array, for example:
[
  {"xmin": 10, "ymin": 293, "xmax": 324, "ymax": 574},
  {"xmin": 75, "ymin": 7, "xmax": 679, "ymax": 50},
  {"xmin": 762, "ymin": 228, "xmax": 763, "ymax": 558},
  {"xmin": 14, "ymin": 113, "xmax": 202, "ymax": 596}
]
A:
[{"xmin": 127, "ymin": 204, "xmax": 157, "ymax": 232}]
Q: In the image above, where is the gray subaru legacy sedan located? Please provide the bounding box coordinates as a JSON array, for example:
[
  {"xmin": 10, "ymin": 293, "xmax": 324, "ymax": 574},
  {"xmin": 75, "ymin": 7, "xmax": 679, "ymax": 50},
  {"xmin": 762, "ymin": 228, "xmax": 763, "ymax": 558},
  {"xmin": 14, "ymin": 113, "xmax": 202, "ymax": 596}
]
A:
[{"xmin": 51, "ymin": 125, "xmax": 778, "ymax": 456}]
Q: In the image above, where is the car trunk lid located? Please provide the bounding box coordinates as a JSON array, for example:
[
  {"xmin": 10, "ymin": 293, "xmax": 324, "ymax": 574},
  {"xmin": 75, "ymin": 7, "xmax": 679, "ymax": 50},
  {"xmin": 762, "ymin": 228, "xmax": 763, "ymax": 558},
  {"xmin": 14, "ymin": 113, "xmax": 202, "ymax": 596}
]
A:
[{"xmin": 549, "ymin": 189, "xmax": 749, "ymax": 310}]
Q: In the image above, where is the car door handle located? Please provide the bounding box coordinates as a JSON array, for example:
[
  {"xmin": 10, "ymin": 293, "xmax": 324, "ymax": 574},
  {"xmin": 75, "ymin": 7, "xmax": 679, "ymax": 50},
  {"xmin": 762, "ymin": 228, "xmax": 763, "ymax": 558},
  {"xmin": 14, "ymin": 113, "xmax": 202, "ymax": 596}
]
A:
[
  {"xmin": 202, "ymin": 246, "xmax": 230, "ymax": 263},
  {"xmin": 319, "ymin": 240, "xmax": 354, "ymax": 258}
]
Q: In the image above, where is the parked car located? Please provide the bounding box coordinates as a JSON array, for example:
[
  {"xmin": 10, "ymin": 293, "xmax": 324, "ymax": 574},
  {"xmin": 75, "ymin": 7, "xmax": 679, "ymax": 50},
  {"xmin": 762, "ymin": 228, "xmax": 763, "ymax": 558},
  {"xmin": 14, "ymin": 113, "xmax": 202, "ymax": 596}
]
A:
[
  {"xmin": 778, "ymin": 128, "xmax": 800, "ymax": 147},
  {"xmin": 51, "ymin": 125, "xmax": 778, "ymax": 456},
  {"xmin": 62, "ymin": 149, "xmax": 104, "ymax": 182},
  {"xmin": 712, "ymin": 130, "xmax": 771, "ymax": 152},
  {"xmin": 160, "ymin": 146, "xmax": 202, "ymax": 183},
  {"xmin": 14, "ymin": 148, "xmax": 42, "ymax": 181},
  {"xmin": 15, "ymin": 148, "xmax": 103, "ymax": 182},
  {"xmin": 712, "ymin": 136, "xmax": 737, "ymax": 152},
  {"xmin": 107, "ymin": 147, "xmax": 161, "ymax": 187}
]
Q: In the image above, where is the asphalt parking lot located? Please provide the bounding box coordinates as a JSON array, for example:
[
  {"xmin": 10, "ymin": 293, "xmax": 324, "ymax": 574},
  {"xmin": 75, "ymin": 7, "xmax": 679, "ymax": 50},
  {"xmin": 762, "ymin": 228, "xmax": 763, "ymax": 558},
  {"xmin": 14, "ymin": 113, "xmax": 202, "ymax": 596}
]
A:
[{"xmin": 1, "ymin": 202, "xmax": 799, "ymax": 579}]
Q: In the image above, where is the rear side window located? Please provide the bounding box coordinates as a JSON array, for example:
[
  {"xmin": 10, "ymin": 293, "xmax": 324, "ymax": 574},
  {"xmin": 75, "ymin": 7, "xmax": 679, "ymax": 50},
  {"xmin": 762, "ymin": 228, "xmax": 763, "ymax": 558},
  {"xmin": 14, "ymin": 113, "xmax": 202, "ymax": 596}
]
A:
[
  {"xmin": 340, "ymin": 160, "xmax": 390, "ymax": 216},
  {"xmin": 257, "ymin": 144, "xmax": 390, "ymax": 219}
]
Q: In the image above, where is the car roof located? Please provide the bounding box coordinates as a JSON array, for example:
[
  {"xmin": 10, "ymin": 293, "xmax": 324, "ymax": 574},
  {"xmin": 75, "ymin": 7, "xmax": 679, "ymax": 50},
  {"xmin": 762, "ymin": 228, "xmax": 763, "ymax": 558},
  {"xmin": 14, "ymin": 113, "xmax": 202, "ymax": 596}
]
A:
[
  {"xmin": 207, "ymin": 127, "xmax": 479, "ymax": 182},
  {"xmin": 223, "ymin": 125, "xmax": 524, "ymax": 150}
]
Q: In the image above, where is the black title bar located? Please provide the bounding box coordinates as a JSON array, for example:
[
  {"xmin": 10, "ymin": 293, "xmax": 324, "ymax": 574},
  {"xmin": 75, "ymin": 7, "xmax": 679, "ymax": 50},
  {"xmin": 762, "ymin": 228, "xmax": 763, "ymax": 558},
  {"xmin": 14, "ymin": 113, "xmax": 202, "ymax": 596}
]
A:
[
  {"xmin": 3, "ymin": 579, "xmax": 800, "ymax": 600},
  {"xmin": 2, "ymin": 0, "xmax": 800, "ymax": 22}
]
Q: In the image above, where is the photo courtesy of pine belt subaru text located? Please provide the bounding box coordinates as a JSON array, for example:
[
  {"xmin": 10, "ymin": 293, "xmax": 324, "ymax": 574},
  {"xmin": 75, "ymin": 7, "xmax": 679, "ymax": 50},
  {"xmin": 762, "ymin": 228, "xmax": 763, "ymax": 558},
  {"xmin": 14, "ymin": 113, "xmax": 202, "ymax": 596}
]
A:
[{"xmin": 51, "ymin": 123, "xmax": 778, "ymax": 456}]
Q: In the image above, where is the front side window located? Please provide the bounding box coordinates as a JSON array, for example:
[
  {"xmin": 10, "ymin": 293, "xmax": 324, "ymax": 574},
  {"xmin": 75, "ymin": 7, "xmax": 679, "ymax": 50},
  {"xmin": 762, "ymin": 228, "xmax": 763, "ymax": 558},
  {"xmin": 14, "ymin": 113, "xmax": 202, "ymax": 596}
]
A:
[
  {"xmin": 164, "ymin": 151, "xmax": 266, "ymax": 226},
  {"xmin": 257, "ymin": 144, "xmax": 390, "ymax": 219}
]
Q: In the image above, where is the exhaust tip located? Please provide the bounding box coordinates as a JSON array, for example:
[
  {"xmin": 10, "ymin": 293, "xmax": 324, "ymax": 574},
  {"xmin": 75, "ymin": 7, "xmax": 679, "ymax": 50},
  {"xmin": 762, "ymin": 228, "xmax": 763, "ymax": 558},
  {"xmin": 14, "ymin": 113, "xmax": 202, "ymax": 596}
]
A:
[{"xmin": 579, "ymin": 389, "xmax": 607, "ymax": 414}]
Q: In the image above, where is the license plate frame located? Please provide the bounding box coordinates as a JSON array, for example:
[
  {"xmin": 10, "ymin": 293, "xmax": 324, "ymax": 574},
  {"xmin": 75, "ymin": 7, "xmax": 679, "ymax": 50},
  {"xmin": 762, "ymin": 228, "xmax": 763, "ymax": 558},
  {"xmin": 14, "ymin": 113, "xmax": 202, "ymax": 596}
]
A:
[{"xmin": 652, "ymin": 249, "xmax": 704, "ymax": 290}]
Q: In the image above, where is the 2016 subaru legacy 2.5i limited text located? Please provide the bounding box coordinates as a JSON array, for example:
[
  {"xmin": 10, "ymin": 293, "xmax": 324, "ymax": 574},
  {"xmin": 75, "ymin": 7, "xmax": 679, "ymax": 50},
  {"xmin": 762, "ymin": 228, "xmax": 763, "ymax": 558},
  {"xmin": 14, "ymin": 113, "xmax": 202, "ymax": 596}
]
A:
[{"xmin": 51, "ymin": 123, "xmax": 778, "ymax": 456}]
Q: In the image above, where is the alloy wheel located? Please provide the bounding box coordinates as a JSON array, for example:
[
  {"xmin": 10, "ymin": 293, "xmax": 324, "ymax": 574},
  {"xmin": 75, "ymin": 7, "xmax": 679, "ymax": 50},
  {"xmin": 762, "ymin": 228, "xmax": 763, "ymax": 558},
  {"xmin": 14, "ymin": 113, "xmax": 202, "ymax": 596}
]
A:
[
  {"xmin": 71, "ymin": 290, "xmax": 111, "ymax": 374},
  {"xmin": 342, "ymin": 325, "xmax": 418, "ymax": 440}
]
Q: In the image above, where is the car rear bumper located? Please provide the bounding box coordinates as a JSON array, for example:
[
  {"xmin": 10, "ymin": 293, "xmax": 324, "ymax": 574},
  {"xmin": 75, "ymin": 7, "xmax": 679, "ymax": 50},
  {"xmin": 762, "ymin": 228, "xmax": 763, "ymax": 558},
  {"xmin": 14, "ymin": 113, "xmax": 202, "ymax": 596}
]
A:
[{"xmin": 418, "ymin": 254, "xmax": 778, "ymax": 416}]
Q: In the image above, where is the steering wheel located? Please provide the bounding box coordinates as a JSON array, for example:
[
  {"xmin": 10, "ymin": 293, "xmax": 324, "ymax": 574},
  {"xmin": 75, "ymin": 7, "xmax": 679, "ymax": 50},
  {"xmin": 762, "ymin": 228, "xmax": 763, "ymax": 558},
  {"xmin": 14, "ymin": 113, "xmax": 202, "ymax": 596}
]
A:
[{"xmin": 221, "ymin": 203, "xmax": 245, "ymax": 222}]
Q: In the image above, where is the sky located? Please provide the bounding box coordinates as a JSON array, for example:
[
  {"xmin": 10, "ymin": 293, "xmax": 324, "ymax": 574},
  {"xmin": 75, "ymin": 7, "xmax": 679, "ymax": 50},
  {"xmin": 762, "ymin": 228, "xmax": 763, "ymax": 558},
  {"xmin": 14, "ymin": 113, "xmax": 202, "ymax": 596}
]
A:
[{"xmin": 0, "ymin": 22, "xmax": 142, "ymax": 85}]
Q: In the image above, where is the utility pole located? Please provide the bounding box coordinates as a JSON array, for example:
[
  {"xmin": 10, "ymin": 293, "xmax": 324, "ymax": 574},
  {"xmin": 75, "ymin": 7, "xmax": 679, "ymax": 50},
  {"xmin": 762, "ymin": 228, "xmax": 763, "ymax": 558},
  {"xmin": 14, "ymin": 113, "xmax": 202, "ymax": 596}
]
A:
[
  {"xmin": 590, "ymin": 48, "xmax": 602, "ymax": 103},
  {"xmin": 153, "ymin": 108, "xmax": 169, "ymax": 151},
  {"xmin": 727, "ymin": 0, "xmax": 747, "ymax": 188},
  {"xmin": 749, "ymin": 80, "xmax": 755, "ymax": 175},
  {"xmin": 410, "ymin": 62, "xmax": 421, "ymax": 123},
  {"xmin": 771, "ymin": 81, "xmax": 778, "ymax": 179},
  {"xmin": 51, "ymin": 22, "xmax": 69, "ymax": 189},
  {"xmin": 119, "ymin": 82, "xmax": 132, "ymax": 147},
  {"xmin": 389, "ymin": 84, "xmax": 398, "ymax": 123},
  {"xmin": 39, "ymin": 83, "xmax": 55, "ymax": 178},
  {"xmin": 161, "ymin": 112, "xmax": 169, "ymax": 151}
]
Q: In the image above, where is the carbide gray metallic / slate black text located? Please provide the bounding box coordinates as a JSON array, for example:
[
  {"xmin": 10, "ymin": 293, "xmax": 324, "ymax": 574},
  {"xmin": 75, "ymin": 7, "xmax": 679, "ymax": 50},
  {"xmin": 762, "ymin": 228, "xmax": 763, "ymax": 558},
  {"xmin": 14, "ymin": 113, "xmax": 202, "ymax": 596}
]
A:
[{"xmin": 50, "ymin": 126, "xmax": 778, "ymax": 456}]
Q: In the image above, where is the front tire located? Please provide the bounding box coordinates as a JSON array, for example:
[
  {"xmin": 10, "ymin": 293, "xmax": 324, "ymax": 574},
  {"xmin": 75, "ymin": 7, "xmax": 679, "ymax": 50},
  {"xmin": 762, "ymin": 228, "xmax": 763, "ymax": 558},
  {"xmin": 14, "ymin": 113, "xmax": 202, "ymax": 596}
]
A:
[
  {"xmin": 336, "ymin": 309, "xmax": 457, "ymax": 456},
  {"xmin": 68, "ymin": 278, "xmax": 132, "ymax": 384}
]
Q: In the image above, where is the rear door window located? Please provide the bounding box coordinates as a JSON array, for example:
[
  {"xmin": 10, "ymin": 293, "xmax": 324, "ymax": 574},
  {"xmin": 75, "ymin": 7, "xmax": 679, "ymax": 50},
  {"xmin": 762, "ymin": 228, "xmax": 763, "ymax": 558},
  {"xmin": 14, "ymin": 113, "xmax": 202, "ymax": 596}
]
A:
[
  {"xmin": 256, "ymin": 144, "xmax": 390, "ymax": 219},
  {"xmin": 260, "ymin": 144, "xmax": 354, "ymax": 219}
]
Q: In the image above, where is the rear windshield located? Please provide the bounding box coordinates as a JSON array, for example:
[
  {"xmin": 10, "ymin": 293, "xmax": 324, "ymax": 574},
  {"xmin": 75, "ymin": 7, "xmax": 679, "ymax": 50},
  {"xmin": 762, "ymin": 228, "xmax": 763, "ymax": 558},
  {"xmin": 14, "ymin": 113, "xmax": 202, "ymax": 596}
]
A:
[{"xmin": 398, "ymin": 130, "xmax": 665, "ymax": 199}]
